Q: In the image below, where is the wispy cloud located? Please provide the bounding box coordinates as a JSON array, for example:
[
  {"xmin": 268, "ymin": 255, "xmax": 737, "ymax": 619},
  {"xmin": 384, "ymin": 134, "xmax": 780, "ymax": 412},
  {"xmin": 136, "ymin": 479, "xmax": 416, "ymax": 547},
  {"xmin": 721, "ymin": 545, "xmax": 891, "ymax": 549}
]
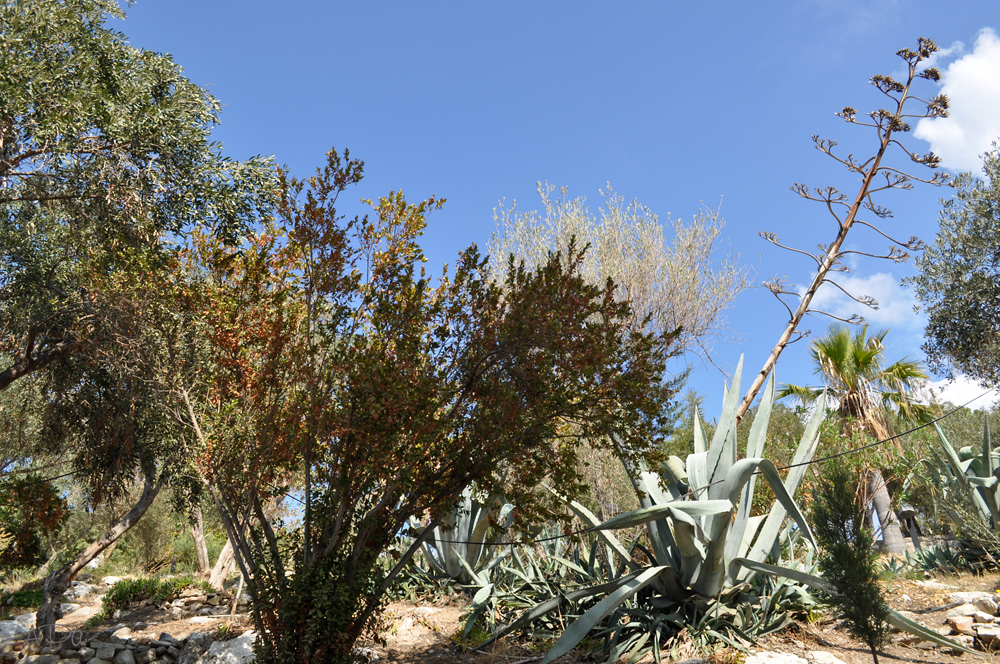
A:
[
  {"xmin": 929, "ymin": 375, "xmax": 1000, "ymax": 409},
  {"xmin": 915, "ymin": 28, "xmax": 1000, "ymax": 173},
  {"xmin": 802, "ymin": 271, "xmax": 920, "ymax": 331}
]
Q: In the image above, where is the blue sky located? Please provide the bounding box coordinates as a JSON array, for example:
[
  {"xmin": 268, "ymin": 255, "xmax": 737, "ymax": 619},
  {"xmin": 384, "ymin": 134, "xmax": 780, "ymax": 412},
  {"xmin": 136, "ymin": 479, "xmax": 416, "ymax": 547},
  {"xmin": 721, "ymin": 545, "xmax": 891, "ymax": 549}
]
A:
[{"xmin": 113, "ymin": 1, "xmax": 1000, "ymax": 420}]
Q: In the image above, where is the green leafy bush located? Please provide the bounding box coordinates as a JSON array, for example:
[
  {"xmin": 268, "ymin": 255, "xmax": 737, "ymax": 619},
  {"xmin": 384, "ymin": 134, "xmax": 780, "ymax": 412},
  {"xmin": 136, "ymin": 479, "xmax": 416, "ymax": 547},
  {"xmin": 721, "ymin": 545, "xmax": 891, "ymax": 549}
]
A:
[
  {"xmin": 88, "ymin": 575, "xmax": 216, "ymax": 627},
  {"xmin": 101, "ymin": 575, "xmax": 208, "ymax": 612},
  {"xmin": 3, "ymin": 588, "xmax": 44, "ymax": 607}
]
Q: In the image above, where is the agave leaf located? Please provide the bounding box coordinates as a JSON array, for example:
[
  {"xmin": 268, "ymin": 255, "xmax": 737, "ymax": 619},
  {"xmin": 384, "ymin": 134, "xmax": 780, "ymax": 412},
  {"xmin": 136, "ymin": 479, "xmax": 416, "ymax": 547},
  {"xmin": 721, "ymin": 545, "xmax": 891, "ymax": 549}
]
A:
[
  {"xmin": 480, "ymin": 547, "xmax": 510, "ymax": 575},
  {"xmin": 746, "ymin": 374, "xmax": 775, "ymax": 461},
  {"xmin": 592, "ymin": 500, "xmax": 733, "ymax": 532},
  {"xmin": 706, "ymin": 355, "xmax": 743, "ymax": 498},
  {"xmin": 969, "ymin": 476, "xmax": 999, "ymax": 488},
  {"xmin": 744, "ymin": 573, "xmax": 936, "ymax": 656},
  {"xmin": 637, "ymin": 467, "xmax": 682, "ymax": 568},
  {"xmin": 548, "ymin": 486, "xmax": 639, "ymax": 571},
  {"xmin": 470, "ymin": 582, "xmax": 493, "ymax": 607},
  {"xmin": 980, "ymin": 420, "xmax": 1000, "ymax": 527},
  {"xmin": 935, "ymin": 422, "xmax": 971, "ymax": 494},
  {"xmin": 479, "ymin": 574, "xmax": 643, "ymax": 649},
  {"xmin": 739, "ymin": 392, "xmax": 825, "ymax": 575},
  {"xmin": 754, "ymin": 459, "xmax": 816, "ymax": 548},
  {"xmin": 888, "ymin": 610, "xmax": 975, "ymax": 654},
  {"xmin": 465, "ymin": 503, "xmax": 494, "ymax": 571},
  {"xmin": 456, "ymin": 553, "xmax": 485, "ymax": 587},
  {"xmin": 640, "ymin": 466, "xmax": 674, "ymax": 506},
  {"xmin": 548, "ymin": 555, "xmax": 590, "ymax": 577},
  {"xmin": 539, "ymin": 566, "xmax": 669, "ymax": 664},
  {"xmin": 693, "ymin": 409, "xmax": 709, "ymax": 455},
  {"xmin": 700, "ymin": 457, "xmax": 774, "ymax": 596},
  {"xmin": 406, "ymin": 517, "xmax": 426, "ymax": 536},
  {"xmin": 732, "ymin": 557, "xmax": 836, "ymax": 595},
  {"xmin": 662, "ymin": 456, "xmax": 689, "ymax": 497},
  {"xmin": 687, "ymin": 452, "xmax": 708, "ymax": 499},
  {"xmin": 727, "ymin": 377, "xmax": 775, "ymax": 568},
  {"xmin": 935, "ymin": 422, "xmax": 996, "ymax": 523},
  {"xmin": 497, "ymin": 502, "xmax": 515, "ymax": 527}
]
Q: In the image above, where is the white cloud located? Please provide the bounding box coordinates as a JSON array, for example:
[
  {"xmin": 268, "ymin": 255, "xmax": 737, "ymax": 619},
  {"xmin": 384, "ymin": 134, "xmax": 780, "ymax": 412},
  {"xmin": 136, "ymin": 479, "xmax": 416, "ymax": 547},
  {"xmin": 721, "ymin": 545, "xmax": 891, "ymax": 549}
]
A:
[
  {"xmin": 915, "ymin": 28, "xmax": 1000, "ymax": 173},
  {"xmin": 803, "ymin": 271, "xmax": 920, "ymax": 331},
  {"xmin": 929, "ymin": 375, "xmax": 1000, "ymax": 409}
]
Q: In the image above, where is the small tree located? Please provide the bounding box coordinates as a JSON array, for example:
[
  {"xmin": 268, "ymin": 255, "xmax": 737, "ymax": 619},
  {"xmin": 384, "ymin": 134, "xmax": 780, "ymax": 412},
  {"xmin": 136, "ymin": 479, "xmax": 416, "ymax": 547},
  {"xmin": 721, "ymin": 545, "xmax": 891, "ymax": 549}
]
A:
[
  {"xmin": 0, "ymin": 0, "xmax": 272, "ymax": 392},
  {"xmin": 0, "ymin": 0, "xmax": 273, "ymax": 631},
  {"xmin": 779, "ymin": 325, "xmax": 935, "ymax": 554},
  {"xmin": 812, "ymin": 463, "xmax": 891, "ymax": 664},
  {"xmin": 489, "ymin": 183, "xmax": 752, "ymax": 366}
]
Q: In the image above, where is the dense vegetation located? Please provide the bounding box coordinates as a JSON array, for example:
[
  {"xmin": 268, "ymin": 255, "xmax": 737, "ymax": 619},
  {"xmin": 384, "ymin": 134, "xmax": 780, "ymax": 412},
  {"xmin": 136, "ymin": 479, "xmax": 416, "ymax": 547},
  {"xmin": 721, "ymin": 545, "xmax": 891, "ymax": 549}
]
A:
[{"xmin": 3, "ymin": 4, "xmax": 1000, "ymax": 663}]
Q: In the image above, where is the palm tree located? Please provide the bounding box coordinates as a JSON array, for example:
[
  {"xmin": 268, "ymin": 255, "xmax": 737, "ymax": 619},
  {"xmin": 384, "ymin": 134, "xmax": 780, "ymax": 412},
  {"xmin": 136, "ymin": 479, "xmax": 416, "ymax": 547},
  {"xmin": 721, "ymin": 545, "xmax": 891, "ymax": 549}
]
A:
[{"xmin": 779, "ymin": 325, "xmax": 935, "ymax": 555}]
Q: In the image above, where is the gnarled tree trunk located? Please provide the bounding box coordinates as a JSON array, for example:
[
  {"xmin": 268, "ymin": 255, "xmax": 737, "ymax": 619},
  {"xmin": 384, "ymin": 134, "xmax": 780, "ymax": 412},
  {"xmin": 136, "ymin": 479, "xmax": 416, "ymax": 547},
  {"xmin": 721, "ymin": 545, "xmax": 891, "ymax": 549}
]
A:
[
  {"xmin": 209, "ymin": 538, "xmax": 236, "ymax": 590},
  {"xmin": 36, "ymin": 474, "xmax": 164, "ymax": 635}
]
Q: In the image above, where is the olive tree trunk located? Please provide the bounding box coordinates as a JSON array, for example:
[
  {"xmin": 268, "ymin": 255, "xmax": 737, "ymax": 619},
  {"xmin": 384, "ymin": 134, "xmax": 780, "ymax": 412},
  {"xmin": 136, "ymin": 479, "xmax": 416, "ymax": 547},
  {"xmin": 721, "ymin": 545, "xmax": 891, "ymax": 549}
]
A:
[
  {"xmin": 36, "ymin": 474, "xmax": 164, "ymax": 635},
  {"xmin": 209, "ymin": 538, "xmax": 236, "ymax": 590},
  {"xmin": 190, "ymin": 503, "xmax": 211, "ymax": 579}
]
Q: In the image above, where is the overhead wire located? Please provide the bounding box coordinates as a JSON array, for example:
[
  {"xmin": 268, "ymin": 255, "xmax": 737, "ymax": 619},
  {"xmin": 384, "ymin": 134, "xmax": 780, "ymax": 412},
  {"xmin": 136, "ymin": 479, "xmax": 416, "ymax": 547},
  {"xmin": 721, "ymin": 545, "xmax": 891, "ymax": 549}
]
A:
[
  {"xmin": 424, "ymin": 386, "xmax": 999, "ymax": 546},
  {"xmin": 7, "ymin": 388, "xmax": 998, "ymax": 548}
]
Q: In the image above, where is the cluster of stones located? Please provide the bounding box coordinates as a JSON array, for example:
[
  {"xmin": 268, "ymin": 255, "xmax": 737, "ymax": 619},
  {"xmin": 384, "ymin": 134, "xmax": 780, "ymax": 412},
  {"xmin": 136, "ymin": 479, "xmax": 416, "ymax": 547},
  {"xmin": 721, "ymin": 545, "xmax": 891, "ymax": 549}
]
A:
[
  {"xmin": 159, "ymin": 589, "xmax": 248, "ymax": 620},
  {"xmin": 1, "ymin": 627, "xmax": 254, "ymax": 664},
  {"xmin": 938, "ymin": 590, "xmax": 1000, "ymax": 648},
  {"xmin": 2, "ymin": 629, "xmax": 194, "ymax": 664}
]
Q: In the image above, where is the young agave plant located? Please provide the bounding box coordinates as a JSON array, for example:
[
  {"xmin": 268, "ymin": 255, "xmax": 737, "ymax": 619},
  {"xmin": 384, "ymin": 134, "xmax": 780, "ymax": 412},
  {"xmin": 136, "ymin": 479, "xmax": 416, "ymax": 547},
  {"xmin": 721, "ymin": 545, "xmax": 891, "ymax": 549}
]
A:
[
  {"xmin": 408, "ymin": 486, "xmax": 514, "ymax": 583},
  {"xmin": 483, "ymin": 358, "xmax": 827, "ymax": 663}
]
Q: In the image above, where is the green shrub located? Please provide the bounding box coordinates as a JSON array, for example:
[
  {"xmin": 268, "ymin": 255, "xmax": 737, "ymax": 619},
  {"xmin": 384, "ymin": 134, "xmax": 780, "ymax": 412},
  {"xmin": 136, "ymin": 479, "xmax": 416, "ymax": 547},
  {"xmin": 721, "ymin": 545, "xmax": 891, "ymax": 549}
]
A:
[
  {"xmin": 101, "ymin": 575, "xmax": 209, "ymax": 612},
  {"xmin": 0, "ymin": 475, "xmax": 68, "ymax": 569},
  {"xmin": 2, "ymin": 588, "xmax": 44, "ymax": 607}
]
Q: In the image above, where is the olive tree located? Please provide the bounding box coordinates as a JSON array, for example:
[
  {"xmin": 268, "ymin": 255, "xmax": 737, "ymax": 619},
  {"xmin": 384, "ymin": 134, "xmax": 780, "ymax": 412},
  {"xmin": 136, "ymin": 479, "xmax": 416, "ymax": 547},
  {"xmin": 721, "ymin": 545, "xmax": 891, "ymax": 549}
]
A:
[
  {"xmin": 0, "ymin": 0, "xmax": 273, "ymax": 632},
  {"xmin": 0, "ymin": 0, "xmax": 272, "ymax": 392},
  {"xmin": 911, "ymin": 143, "xmax": 1000, "ymax": 386},
  {"xmin": 489, "ymin": 184, "xmax": 752, "ymax": 367}
]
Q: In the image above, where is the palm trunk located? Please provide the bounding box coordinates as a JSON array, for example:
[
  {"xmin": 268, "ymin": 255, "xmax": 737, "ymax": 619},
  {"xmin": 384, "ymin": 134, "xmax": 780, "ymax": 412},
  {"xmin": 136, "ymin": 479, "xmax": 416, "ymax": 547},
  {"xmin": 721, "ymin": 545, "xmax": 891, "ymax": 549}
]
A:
[{"xmin": 867, "ymin": 470, "xmax": 906, "ymax": 556}]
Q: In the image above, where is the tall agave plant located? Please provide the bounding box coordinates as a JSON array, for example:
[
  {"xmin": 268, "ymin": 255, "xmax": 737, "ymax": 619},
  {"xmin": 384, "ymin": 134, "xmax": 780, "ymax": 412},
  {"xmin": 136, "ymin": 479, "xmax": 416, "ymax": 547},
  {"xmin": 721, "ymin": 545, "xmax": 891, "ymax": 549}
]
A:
[
  {"xmin": 483, "ymin": 358, "xmax": 826, "ymax": 662},
  {"xmin": 407, "ymin": 485, "xmax": 513, "ymax": 583}
]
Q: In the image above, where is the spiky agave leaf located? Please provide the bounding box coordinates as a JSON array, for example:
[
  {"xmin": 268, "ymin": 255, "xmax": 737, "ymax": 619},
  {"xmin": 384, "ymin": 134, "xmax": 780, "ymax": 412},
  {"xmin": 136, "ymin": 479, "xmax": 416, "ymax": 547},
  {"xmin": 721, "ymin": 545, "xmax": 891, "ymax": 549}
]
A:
[{"xmin": 735, "ymin": 390, "xmax": 826, "ymax": 582}]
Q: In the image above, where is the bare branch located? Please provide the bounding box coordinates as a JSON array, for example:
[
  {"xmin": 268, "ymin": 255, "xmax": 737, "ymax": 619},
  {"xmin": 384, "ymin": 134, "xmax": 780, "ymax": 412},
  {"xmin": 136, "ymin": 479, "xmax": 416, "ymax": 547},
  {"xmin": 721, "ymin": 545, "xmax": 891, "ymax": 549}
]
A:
[
  {"xmin": 821, "ymin": 277, "xmax": 879, "ymax": 309},
  {"xmin": 759, "ymin": 231, "xmax": 822, "ymax": 265},
  {"xmin": 808, "ymin": 308, "xmax": 867, "ymax": 325},
  {"xmin": 853, "ymin": 220, "xmax": 924, "ymax": 250},
  {"xmin": 840, "ymin": 246, "xmax": 911, "ymax": 263}
]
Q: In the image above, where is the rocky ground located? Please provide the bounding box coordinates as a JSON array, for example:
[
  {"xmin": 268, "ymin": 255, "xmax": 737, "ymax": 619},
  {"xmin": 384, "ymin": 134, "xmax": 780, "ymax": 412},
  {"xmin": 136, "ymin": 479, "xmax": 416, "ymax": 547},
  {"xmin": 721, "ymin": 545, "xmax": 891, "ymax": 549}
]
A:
[{"xmin": 2, "ymin": 572, "xmax": 1000, "ymax": 664}]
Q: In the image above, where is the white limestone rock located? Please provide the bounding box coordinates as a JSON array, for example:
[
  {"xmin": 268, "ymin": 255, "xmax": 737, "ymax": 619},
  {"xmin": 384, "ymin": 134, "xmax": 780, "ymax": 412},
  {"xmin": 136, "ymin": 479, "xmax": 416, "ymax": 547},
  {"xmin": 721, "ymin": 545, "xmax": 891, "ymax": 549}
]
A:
[{"xmin": 202, "ymin": 632, "xmax": 256, "ymax": 664}]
